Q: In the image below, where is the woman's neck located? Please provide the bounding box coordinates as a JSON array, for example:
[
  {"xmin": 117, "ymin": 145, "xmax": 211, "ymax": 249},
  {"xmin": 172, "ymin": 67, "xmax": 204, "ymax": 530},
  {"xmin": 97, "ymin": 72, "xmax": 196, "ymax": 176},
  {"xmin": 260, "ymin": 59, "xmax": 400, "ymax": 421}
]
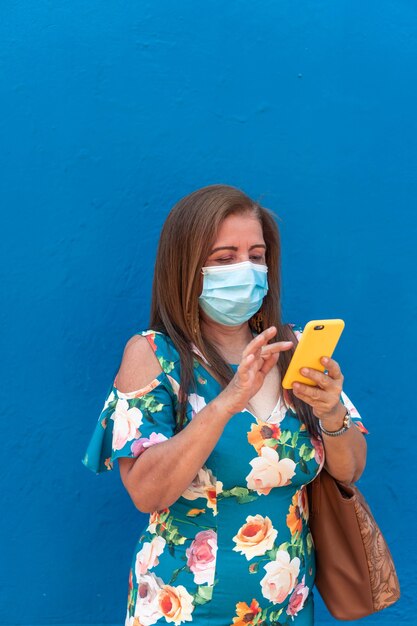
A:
[{"xmin": 200, "ymin": 317, "xmax": 254, "ymax": 364}]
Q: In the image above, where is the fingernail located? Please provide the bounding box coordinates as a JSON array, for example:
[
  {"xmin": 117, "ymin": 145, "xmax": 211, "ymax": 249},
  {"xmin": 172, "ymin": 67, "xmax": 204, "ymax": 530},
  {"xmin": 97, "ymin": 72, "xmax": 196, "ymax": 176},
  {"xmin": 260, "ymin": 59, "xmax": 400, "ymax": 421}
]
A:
[
  {"xmin": 301, "ymin": 368, "xmax": 309, "ymax": 375},
  {"xmin": 322, "ymin": 357, "xmax": 329, "ymax": 364}
]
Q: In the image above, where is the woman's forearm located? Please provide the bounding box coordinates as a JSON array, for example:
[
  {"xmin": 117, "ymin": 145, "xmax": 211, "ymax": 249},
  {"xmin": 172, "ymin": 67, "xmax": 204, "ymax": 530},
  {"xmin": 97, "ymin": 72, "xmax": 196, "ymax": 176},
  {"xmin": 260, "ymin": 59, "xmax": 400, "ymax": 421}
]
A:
[
  {"xmin": 122, "ymin": 395, "xmax": 233, "ymax": 513},
  {"xmin": 321, "ymin": 402, "xmax": 367, "ymax": 483}
]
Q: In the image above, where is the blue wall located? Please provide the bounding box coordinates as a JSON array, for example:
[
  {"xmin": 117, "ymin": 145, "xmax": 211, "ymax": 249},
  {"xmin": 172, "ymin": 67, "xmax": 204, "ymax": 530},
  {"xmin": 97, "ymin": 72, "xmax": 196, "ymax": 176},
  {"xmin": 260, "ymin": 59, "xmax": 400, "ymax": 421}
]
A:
[{"xmin": 1, "ymin": 1, "xmax": 416, "ymax": 624}]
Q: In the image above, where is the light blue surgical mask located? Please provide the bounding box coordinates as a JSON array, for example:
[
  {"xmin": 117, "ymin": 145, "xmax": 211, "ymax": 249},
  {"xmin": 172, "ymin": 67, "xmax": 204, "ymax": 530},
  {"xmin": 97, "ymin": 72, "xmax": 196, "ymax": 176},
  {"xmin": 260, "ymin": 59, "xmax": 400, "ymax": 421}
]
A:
[{"xmin": 198, "ymin": 260, "xmax": 268, "ymax": 326}]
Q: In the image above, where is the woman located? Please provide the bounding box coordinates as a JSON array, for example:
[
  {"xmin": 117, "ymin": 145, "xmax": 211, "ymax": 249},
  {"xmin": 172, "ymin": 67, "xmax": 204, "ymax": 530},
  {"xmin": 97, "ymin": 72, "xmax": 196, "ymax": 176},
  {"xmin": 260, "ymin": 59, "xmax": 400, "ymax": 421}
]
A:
[{"xmin": 83, "ymin": 184, "xmax": 367, "ymax": 626}]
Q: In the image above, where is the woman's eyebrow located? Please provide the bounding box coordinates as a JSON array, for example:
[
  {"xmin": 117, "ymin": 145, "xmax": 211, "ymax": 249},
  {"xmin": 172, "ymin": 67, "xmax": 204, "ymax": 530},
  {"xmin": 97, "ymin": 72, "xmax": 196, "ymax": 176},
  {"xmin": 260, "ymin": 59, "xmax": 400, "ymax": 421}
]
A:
[
  {"xmin": 209, "ymin": 243, "xmax": 266, "ymax": 255},
  {"xmin": 209, "ymin": 246, "xmax": 238, "ymax": 254}
]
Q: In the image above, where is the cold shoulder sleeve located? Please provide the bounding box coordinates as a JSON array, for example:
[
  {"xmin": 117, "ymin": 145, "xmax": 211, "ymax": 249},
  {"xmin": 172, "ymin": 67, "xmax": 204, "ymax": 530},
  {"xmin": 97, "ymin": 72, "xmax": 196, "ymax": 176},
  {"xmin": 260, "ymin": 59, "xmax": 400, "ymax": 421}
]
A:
[{"xmin": 82, "ymin": 330, "xmax": 182, "ymax": 474}]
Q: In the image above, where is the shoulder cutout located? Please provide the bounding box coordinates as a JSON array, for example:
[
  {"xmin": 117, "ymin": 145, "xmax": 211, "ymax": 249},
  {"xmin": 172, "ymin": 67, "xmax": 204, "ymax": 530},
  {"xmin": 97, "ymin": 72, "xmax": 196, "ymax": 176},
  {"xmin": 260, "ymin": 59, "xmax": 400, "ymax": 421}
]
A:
[{"xmin": 114, "ymin": 334, "xmax": 163, "ymax": 393}]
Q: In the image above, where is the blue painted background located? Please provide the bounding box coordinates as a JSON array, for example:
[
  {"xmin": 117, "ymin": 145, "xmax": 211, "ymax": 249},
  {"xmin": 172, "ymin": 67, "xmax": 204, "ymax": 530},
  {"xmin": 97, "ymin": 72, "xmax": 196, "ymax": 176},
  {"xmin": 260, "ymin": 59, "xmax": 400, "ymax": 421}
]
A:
[{"xmin": 1, "ymin": 1, "xmax": 416, "ymax": 624}]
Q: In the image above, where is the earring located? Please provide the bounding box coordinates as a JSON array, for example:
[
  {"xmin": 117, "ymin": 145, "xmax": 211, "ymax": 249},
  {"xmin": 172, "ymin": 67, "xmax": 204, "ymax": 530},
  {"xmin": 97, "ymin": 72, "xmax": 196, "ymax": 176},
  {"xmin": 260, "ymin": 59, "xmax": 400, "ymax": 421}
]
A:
[
  {"xmin": 251, "ymin": 312, "xmax": 264, "ymax": 334},
  {"xmin": 193, "ymin": 309, "xmax": 200, "ymax": 336},
  {"xmin": 187, "ymin": 309, "xmax": 200, "ymax": 336}
]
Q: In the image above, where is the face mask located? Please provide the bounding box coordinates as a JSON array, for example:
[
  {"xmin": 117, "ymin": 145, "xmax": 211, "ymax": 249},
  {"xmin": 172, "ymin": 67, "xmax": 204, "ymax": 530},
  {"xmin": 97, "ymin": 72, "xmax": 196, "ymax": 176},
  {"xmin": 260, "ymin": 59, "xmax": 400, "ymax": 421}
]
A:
[{"xmin": 198, "ymin": 260, "xmax": 268, "ymax": 326}]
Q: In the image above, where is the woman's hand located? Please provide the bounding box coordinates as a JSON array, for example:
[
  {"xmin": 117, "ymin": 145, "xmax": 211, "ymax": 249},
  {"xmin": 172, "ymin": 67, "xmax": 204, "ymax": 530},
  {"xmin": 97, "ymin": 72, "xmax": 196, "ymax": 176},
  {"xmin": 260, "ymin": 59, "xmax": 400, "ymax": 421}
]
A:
[
  {"xmin": 292, "ymin": 356, "xmax": 367, "ymax": 483},
  {"xmin": 216, "ymin": 327, "xmax": 293, "ymax": 418},
  {"xmin": 292, "ymin": 356, "xmax": 346, "ymax": 427}
]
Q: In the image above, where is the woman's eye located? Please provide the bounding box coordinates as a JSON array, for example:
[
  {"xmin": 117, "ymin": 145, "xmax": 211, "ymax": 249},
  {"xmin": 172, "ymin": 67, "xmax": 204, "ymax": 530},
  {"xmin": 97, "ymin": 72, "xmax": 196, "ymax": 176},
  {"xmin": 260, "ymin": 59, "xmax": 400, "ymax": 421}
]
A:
[
  {"xmin": 216, "ymin": 257, "xmax": 233, "ymax": 263},
  {"xmin": 250, "ymin": 255, "xmax": 264, "ymax": 262}
]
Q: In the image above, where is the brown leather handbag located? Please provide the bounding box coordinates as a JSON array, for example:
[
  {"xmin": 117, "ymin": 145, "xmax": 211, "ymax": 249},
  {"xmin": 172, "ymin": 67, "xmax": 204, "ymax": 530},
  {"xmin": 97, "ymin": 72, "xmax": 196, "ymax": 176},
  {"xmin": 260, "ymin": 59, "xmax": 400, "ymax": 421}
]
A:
[{"xmin": 307, "ymin": 469, "xmax": 400, "ymax": 621}]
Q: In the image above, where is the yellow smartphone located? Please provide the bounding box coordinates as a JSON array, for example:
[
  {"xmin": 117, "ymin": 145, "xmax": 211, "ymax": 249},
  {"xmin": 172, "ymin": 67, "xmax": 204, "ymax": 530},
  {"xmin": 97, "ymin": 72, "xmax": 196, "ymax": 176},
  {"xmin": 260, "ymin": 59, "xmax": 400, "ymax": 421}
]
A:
[{"xmin": 282, "ymin": 319, "xmax": 345, "ymax": 389}]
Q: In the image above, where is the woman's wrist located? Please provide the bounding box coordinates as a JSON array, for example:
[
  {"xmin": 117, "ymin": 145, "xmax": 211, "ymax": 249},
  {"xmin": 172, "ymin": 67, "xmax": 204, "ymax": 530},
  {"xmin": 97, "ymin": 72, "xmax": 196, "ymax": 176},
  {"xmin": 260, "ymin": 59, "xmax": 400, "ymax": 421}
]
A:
[
  {"xmin": 317, "ymin": 402, "xmax": 347, "ymax": 433},
  {"xmin": 211, "ymin": 391, "xmax": 238, "ymax": 423}
]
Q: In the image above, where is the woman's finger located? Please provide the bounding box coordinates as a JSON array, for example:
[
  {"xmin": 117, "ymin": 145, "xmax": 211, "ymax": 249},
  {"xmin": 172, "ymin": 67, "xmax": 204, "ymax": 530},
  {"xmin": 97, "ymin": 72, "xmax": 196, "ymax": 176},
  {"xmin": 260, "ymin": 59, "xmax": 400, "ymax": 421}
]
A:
[
  {"xmin": 237, "ymin": 353, "xmax": 262, "ymax": 388},
  {"xmin": 293, "ymin": 381, "xmax": 325, "ymax": 404},
  {"xmin": 299, "ymin": 367, "xmax": 334, "ymax": 390},
  {"xmin": 259, "ymin": 351, "xmax": 280, "ymax": 376},
  {"xmin": 242, "ymin": 326, "xmax": 277, "ymax": 359},
  {"xmin": 238, "ymin": 353, "xmax": 255, "ymax": 379},
  {"xmin": 259, "ymin": 342, "xmax": 292, "ymax": 375},
  {"xmin": 260, "ymin": 341, "xmax": 293, "ymax": 358},
  {"xmin": 320, "ymin": 357, "xmax": 343, "ymax": 382}
]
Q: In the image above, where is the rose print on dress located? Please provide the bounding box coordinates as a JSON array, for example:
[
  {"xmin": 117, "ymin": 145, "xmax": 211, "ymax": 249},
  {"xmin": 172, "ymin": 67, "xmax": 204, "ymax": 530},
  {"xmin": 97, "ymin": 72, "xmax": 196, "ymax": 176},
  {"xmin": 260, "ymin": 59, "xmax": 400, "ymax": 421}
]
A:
[
  {"xmin": 132, "ymin": 572, "xmax": 164, "ymax": 626},
  {"xmin": 260, "ymin": 550, "xmax": 301, "ymax": 604},
  {"xmin": 131, "ymin": 432, "xmax": 168, "ymax": 457},
  {"xmin": 246, "ymin": 447, "xmax": 296, "ymax": 495},
  {"xmin": 186, "ymin": 529, "xmax": 217, "ymax": 585},
  {"xmin": 147, "ymin": 509, "xmax": 169, "ymax": 535},
  {"xmin": 111, "ymin": 399, "xmax": 143, "ymax": 451},
  {"xmin": 158, "ymin": 584, "xmax": 195, "ymax": 625},
  {"xmin": 135, "ymin": 536, "xmax": 166, "ymax": 577},
  {"xmin": 310, "ymin": 436, "xmax": 325, "ymax": 468},
  {"xmin": 182, "ymin": 467, "xmax": 223, "ymax": 515},
  {"xmin": 145, "ymin": 510, "xmax": 186, "ymax": 548},
  {"xmin": 187, "ymin": 393, "xmax": 207, "ymax": 416},
  {"xmin": 232, "ymin": 515, "xmax": 278, "ymax": 560},
  {"xmin": 286, "ymin": 576, "xmax": 309, "ymax": 619}
]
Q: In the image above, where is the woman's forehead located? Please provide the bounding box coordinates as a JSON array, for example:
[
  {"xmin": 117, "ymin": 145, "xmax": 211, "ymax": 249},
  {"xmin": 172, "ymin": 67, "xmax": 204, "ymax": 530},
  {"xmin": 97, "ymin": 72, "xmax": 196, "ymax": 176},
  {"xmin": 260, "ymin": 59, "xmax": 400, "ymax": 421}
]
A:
[{"xmin": 214, "ymin": 213, "xmax": 264, "ymax": 243}]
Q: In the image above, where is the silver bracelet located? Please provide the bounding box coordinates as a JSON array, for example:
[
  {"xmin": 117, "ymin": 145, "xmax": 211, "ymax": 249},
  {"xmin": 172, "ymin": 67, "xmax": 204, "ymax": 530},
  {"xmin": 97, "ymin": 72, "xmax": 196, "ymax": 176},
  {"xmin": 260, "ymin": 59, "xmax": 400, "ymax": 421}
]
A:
[{"xmin": 319, "ymin": 408, "xmax": 352, "ymax": 437}]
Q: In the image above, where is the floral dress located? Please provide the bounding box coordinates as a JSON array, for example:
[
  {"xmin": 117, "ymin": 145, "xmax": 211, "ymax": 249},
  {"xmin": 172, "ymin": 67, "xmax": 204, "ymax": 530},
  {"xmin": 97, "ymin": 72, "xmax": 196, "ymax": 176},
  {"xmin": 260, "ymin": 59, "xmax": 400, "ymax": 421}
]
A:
[{"xmin": 83, "ymin": 326, "xmax": 368, "ymax": 626}]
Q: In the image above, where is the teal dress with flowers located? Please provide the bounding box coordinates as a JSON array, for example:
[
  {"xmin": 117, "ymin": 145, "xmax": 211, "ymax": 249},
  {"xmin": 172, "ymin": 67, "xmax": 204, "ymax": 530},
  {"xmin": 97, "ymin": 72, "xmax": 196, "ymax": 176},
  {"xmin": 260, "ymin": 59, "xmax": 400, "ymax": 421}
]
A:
[{"xmin": 83, "ymin": 327, "xmax": 367, "ymax": 626}]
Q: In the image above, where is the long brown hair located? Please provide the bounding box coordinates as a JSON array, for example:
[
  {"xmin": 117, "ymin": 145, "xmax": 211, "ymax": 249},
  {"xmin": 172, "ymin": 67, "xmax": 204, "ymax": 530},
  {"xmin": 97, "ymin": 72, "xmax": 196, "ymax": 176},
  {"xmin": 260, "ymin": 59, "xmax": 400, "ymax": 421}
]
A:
[{"xmin": 150, "ymin": 184, "xmax": 319, "ymax": 436}]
